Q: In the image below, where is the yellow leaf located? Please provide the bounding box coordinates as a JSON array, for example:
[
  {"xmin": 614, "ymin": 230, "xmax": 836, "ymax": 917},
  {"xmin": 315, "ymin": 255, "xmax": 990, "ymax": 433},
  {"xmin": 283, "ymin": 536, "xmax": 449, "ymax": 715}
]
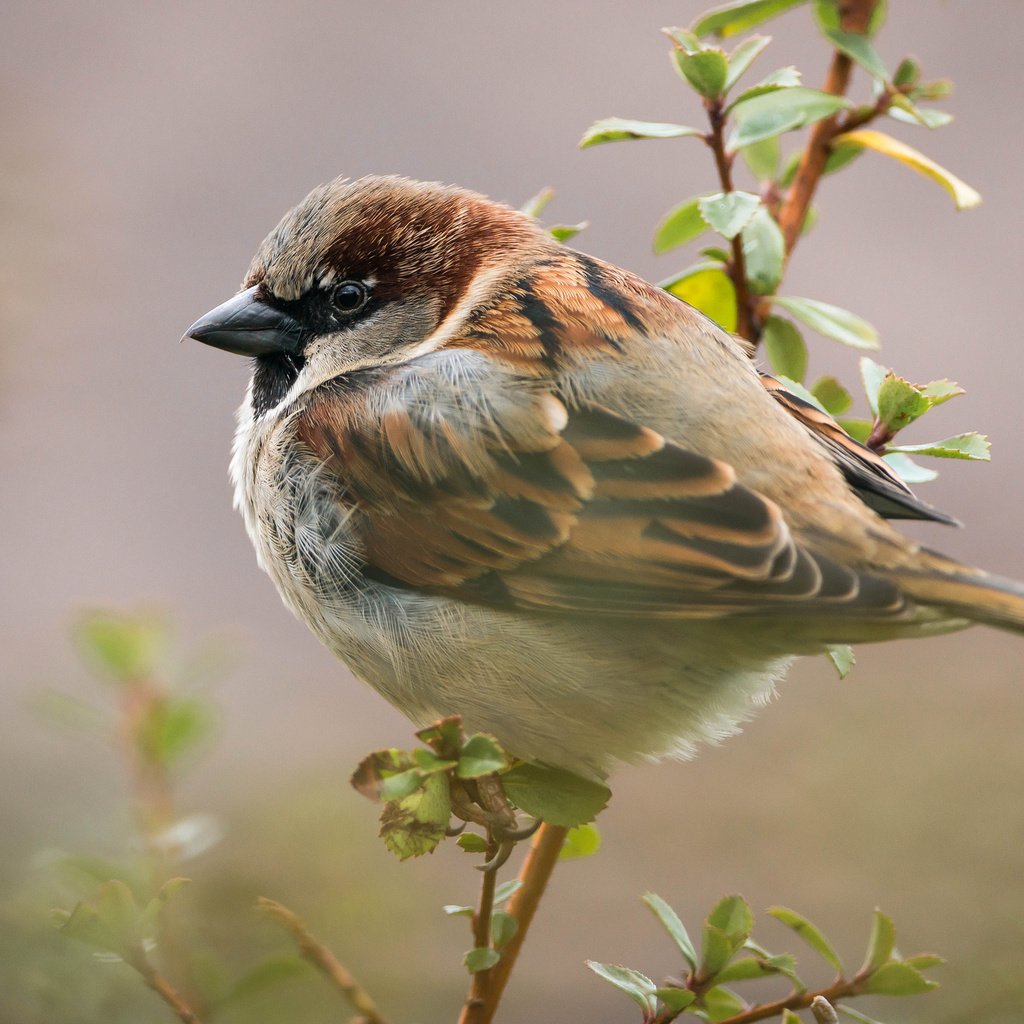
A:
[
  {"xmin": 662, "ymin": 266, "xmax": 738, "ymax": 332},
  {"xmin": 833, "ymin": 128, "xmax": 981, "ymax": 210}
]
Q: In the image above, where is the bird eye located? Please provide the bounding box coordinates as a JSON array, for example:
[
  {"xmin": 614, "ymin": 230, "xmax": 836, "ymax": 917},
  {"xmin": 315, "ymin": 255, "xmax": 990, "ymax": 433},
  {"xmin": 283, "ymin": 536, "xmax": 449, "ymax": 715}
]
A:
[{"xmin": 332, "ymin": 281, "xmax": 370, "ymax": 314}]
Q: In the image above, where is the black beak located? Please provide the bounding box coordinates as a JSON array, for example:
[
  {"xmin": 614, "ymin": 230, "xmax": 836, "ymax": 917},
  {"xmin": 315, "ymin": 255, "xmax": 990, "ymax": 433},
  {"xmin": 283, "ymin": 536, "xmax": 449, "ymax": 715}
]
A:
[{"xmin": 184, "ymin": 286, "xmax": 303, "ymax": 357}]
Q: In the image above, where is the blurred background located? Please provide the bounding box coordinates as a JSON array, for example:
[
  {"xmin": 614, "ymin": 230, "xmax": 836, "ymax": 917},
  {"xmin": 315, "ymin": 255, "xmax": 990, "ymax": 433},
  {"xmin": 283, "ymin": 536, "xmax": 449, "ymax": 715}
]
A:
[{"xmin": 2, "ymin": 2, "xmax": 1023, "ymax": 1022}]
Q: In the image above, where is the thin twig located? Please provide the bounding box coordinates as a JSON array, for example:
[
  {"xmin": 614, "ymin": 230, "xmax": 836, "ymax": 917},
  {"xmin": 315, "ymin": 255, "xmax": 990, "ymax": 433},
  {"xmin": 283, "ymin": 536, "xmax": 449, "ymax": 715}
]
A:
[
  {"xmin": 258, "ymin": 897, "xmax": 390, "ymax": 1024},
  {"xmin": 705, "ymin": 101, "xmax": 757, "ymax": 343},
  {"xmin": 776, "ymin": 0, "xmax": 880, "ymax": 254},
  {"xmin": 476, "ymin": 822, "xmax": 568, "ymax": 1024},
  {"xmin": 125, "ymin": 948, "xmax": 204, "ymax": 1024},
  {"xmin": 459, "ymin": 834, "xmax": 500, "ymax": 1024}
]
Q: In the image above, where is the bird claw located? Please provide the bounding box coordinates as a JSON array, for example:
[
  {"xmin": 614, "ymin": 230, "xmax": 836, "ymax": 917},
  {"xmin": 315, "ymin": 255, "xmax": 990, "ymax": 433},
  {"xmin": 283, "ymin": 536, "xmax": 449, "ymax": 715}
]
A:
[{"xmin": 477, "ymin": 839, "xmax": 516, "ymax": 874}]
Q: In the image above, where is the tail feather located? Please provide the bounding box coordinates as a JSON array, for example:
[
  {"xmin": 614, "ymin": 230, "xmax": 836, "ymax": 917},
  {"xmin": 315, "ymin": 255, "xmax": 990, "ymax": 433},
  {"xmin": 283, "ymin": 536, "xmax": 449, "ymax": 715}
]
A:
[{"xmin": 891, "ymin": 549, "xmax": 1024, "ymax": 635}]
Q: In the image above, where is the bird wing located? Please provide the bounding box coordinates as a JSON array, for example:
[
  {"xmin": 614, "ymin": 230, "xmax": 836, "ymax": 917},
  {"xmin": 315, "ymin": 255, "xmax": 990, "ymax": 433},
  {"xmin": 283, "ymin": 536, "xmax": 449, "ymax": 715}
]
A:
[
  {"xmin": 294, "ymin": 352, "xmax": 910, "ymax": 621},
  {"xmin": 759, "ymin": 373, "xmax": 958, "ymax": 525}
]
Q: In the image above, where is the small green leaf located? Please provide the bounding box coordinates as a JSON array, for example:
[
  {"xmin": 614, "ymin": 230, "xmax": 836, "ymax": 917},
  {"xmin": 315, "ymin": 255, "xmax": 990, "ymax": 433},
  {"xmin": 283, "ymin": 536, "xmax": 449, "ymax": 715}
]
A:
[
  {"xmin": 702, "ymin": 985, "xmax": 748, "ymax": 1019},
  {"xmin": 781, "ymin": 1010, "xmax": 803, "ymax": 1024},
  {"xmin": 701, "ymin": 924, "xmax": 735, "ymax": 976},
  {"xmin": 811, "ymin": 376, "xmax": 852, "ymax": 415},
  {"xmin": 883, "ymin": 452, "xmax": 938, "ymax": 484},
  {"xmin": 491, "ymin": 911, "xmax": 519, "ymax": 949},
  {"xmin": 586, "ymin": 961, "xmax": 658, "ymax": 1014},
  {"xmin": 887, "ymin": 433, "xmax": 990, "ymax": 461},
  {"xmin": 656, "ymin": 987, "xmax": 697, "ymax": 1011},
  {"xmin": 413, "ymin": 748, "xmax": 458, "ymax": 774},
  {"xmin": 699, "ymin": 192, "xmax": 762, "ymax": 239},
  {"xmin": 550, "ymin": 222, "xmax": 588, "ymax": 243},
  {"xmin": 727, "ymin": 66, "xmax": 803, "ymax": 110},
  {"xmin": 580, "ymin": 118, "xmax": 704, "ymax": 149},
  {"xmin": 701, "ymin": 246, "xmax": 732, "ymax": 263},
  {"xmin": 859, "ymin": 357, "xmax": 887, "ymax": 415},
  {"xmin": 876, "ymin": 374, "xmax": 930, "ymax": 432},
  {"xmin": 520, "ymin": 187, "xmax": 554, "ymax": 219},
  {"xmin": 456, "ymin": 832, "xmax": 489, "ymax": 853},
  {"xmin": 662, "ymin": 264, "xmax": 738, "ymax": 332},
  {"xmin": 729, "ymin": 87, "xmax": 849, "ymax": 147},
  {"xmin": 833, "ymin": 129, "xmax": 981, "ymax": 210},
  {"xmin": 138, "ymin": 697, "xmax": 214, "ymax": 767},
  {"xmin": 500, "ymin": 764, "xmax": 610, "ymax": 827},
  {"xmin": 862, "ymin": 909, "xmax": 896, "ymax": 972},
  {"xmin": 780, "ymin": 141, "xmax": 861, "ymax": 186},
  {"xmin": 724, "ymin": 35, "xmax": 772, "ymax": 91},
  {"xmin": 673, "ymin": 46, "xmax": 730, "ymax": 99},
  {"xmin": 416, "ymin": 717, "xmax": 464, "ymax": 755},
  {"xmin": 716, "ymin": 956, "xmax": 777, "ymax": 982},
  {"xmin": 826, "ymin": 644, "xmax": 855, "ymax": 679},
  {"xmin": 773, "ymin": 296, "xmax": 878, "ymax": 350},
  {"xmin": 379, "ymin": 769, "xmax": 425, "ymax": 802},
  {"xmin": 457, "ymin": 734, "xmax": 509, "ymax": 778},
  {"xmin": 559, "ymin": 822, "xmax": 602, "ymax": 860},
  {"xmin": 768, "ymin": 906, "xmax": 844, "ymax": 972},
  {"xmin": 708, "ymin": 895, "xmax": 754, "ymax": 944},
  {"xmin": 912, "ymin": 78, "xmax": 953, "ymax": 102},
  {"xmin": 836, "ymin": 1006, "xmax": 887, "ymax": 1024},
  {"xmin": 654, "ymin": 197, "xmax": 710, "ymax": 254},
  {"xmin": 379, "ymin": 771, "xmax": 451, "ymax": 860},
  {"xmin": 762, "ymin": 317, "xmax": 808, "ymax": 382},
  {"xmin": 464, "ymin": 947, "xmax": 501, "ymax": 973},
  {"xmin": 76, "ymin": 612, "xmax": 167, "ymax": 683},
  {"xmin": 741, "ymin": 206, "xmax": 785, "ymax": 294},
  {"xmin": 443, "ymin": 903, "xmax": 474, "ymax": 917},
  {"xmin": 837, "ymin": 418, "xmax": 871, "ymax": 443},
  {"xmin": 888, "ymin": 97, "xmax": 953, "ymax": 130},
  {"xmin": 642, "ymin": 892, "xmax": 699, "ymax": 969},
  {"xmin": 351, "ymin": 748, "xmax": 416, "ymax": 801},
  {"xmin": 821, "ymin": 27, "xmax": 888, "ymax": 82},
  {"xmin": 741, "ymin": 135, "xmax": 781, "ymax": 179},
  {"xmin": 893, "ymin": 56, "xmax": 920, "ymax": 87},
  {"xmin": 903, "ymin": 953, "xmax": 945, "ymax": 971},
  {"xmin": 139, "ymin": 877, "xmax": 189, "ymax": 936},
  {"xmin": 492, "ymin": 880, "xmax": 522, "ymax": 906},
  {"xmin": 693, "ymin": 0, "xmax": 810, "ymax": 39},
  {"xmin": 58, "ymin": 880, "xmax": 141, "ymax": 957},
  {"xmin": 862, "ymin": 961, "xmax": 937, "ymax": 996}
]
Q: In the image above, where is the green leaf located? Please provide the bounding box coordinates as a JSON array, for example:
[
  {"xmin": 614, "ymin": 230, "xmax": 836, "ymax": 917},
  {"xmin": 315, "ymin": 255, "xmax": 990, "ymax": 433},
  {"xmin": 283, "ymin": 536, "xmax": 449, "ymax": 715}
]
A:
[
  {"xmin": 888, "ymin": 98, "xmax": 953, "ymax": 130},
  {"xmin": 702, "ymin": 985, "xmax": 748, "ymax": 1020},
  {"xmin": 673, "ymin": 47, "xmax": 730, "ymax": 99},
  {"xmin": 559, "ymin": 822, "xmax": 602, "ymax": 860},
  {"xmin": 138, "ymin": 697, "xmax": 214, "ymax": 767},
  {"xmin": 58, "ymin": 880, "xmax": 141, "ymax": 957},
  {"xmin": 781, "ymin": 1011, "xmax": 802, "ymax": 1024},
  {"xmin": 708, "ymin": 895, "xmax": 754, "ymax": 944},
  {"xmin": 550, "ymin": 222, "xmax": 588, "ymax": 243},
  {"xmin": 520, "ymin": 187, "xmax": 554, "ymax": 219},
  {"xmin": 724, "ymin": 35, "xmax": 771, "ymax": 91},
  {"xmin": 859, "ymin": 357, "xmax": 887, "ymax": 415},
  {"xmin": 729, "ymin": 87, "xmax": 849, "ymax": 147},
  {"xmin": 379, "ymin": 769, "xmax": 425, "ymax": 803},
  {"xmin": 876, "ymin": 374, "xmax": 929, "ymax": 431},
  {"xmin": 727, "ymin": 66, "xmax": 803, "ymax": 110},
  {"xmin": 701, "ymin": 924, "xmax": 735, "ymax": 976},
  {"xmin": 656, "ymin": 987, "xmax": 697, "ymax": 1012},
  {"xmin": 836, "ymin": 1007, "xmax": 888, "ymax": 1024},
  {"xmin": 768, "ymin": 906, "xmax": 844, "ymax": 972},
  {"xmin": 76, "ymin": 612, "xmax": 167, "ymax": 683},
  {"xmin": 456, "ymin": 832, "xmax": 489, "ymax": 853},
  {"xmin": 139, "ymin": 877, "xmax": 189, "ymax": 936},
  {"xmin": 351, "ymin": 748, "xmax": 416, "ymax": 801},
  {"xmin": 464, "ymin": 947, "xmax": 501, "ymax": 973},
  {"xmin": 379, "ymin": 771, "xmax": 451, "ymax": 859},
  {"xmin": 654, "ymin": 197, "xmax": 710, "ymax": 254},
  {"xmin": 699, "ymin": 192, "xmax": 762, "ymax": 239},
  {"xmin": 701, "ymin": 246, "xmax": 731, "ymax": 263},
  {"xmin": 586, "ymin": 962, "xmax": 658, "ymax": 1014},
  {"xmin": 443, "ymin": 903, "xmax": 474, "ymax": 916},
  {"xmin": 693, "ymin": 0, "xmax": 810, "ymax": 38},
  {"xmin": 741, "ymin": 206, "xmax": 785, "ymax": 294},
  {"xmin": 457, "ymin": 734, "xmax": 509, "ymax": 778},
  {"xmin": 762, "ymin": 317, "xmax": 807, "ymax": 382},
  {"xmin": 862, "ymin": 909, "xmax": 896, "ymax": 972},
  {"xmin": 903, "ymin": 953, "xmax": 945, "ymax": 971},
  {"xmin": 838, "ymin": 418, "xmax": 871, "ymax": 443},
  {"xmin": 826, "ymin": 644, "xmax": 855, "ymax": 679},
  {"xmin": 580, "ymin": 118, "xmax": 704, "ymax": 149},
  {"xmin": 662, "ymin": 264, "xmax": 738, "ymax": 332},
  {"xmin": 813, "ymin": 0, "xmax": 887, "ymax": 36},
  {"xmin": 888, "ymin": 433, "xmax": 991, "ymax": 461},
  {"xmin": 500, "ymin": 763, "xmax": 610, "ymax": 827},
  {"xmin": 772, "ymin": 296, "xmax": 878, "ymax": 350},
  {"xmin": 912, "ymin": 78, "xmax": 953, "ymax": 102},
  {"xmin": 811, "ymin": 376, "xmax": 852, "ymax": 415},
  {"xmin": 490, "ymin": 911, "xmax": 519, "ymax": 949},
  {"xmin": 741, "ymin": 135, "xmax": 781, "ymax": 179},
  {"xmin": 893, "ymin": 57, "xmax": 920, "ymax": 88},
  {"xmin": 774, "ymin": 375, "xmax": 827, "ymax": 413},
  {"xmin": 642, "ymin": 892, "xmax": 699, "ymax": 969},
  {"xmin": 883, "ymin": 452, "xmax": 938, "ymax": 484},
  {"xmin": 780, "ymin": 140, "xmax": 862, "ymax": 186},
  {"xmin": 821, "ymin": 27, "xmax": 888, "ymax": 82},
  {"xmin": 413, "ymin": 748, "xmax": 458, "ymax": 774},
  {"xmin": 832, "ymin": 129, "xmax": 981, "ymax": 210},
  {"xmin": 716, "ymin": 956, "xmax": 779, "ymax": 982},
  {"xmin": 862, "ymin": 961, "xmax": 937, "ymax": 996}
]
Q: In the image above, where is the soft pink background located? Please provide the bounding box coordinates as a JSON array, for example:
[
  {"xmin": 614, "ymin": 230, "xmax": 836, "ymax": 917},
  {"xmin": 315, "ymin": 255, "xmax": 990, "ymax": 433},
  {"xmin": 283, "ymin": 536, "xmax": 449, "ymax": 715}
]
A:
[{"xmin": 2, "ymin": 3, "xmax": 1022, "ymax": 1021}]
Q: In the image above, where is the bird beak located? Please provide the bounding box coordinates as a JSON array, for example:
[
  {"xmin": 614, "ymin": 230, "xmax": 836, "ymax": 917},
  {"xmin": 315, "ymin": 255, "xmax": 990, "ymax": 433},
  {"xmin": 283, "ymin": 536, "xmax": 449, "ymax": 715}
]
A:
[{"xmin": 184, "ymin": 286, "xmax": 303, "ymax": 357}]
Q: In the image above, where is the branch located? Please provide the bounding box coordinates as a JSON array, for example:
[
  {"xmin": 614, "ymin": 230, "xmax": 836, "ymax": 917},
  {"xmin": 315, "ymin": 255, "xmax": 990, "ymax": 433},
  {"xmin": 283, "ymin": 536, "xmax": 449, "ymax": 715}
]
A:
[
  {"xmin": 776, "ymin": 0, "xmax": 881, "ymax": 255},
  {"xmin": 459, "ymin": 835, "xmax": 500, "ymax": 1024},
  {"xmin": 473, "ymin": 822, "xmax": 568, "ymax": 1024},
  {"xmin": 124, "ymin": 947, "xmax": 204, "ymax": 1024},
  {"xmin": 258, "ymin": 898, "xmax": 390, "ymax": 1024},
  {"xmin": 705, "ymin": 102, "xmax": 757, "ymax": 343}
]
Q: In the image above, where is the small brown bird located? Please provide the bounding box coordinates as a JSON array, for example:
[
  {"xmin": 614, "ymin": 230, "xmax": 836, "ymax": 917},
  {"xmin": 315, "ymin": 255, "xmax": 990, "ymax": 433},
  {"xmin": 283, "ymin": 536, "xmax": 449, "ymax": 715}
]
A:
[{"xmin": 187, "ymin": 175, "xmax": 1024, "ymax": 776}]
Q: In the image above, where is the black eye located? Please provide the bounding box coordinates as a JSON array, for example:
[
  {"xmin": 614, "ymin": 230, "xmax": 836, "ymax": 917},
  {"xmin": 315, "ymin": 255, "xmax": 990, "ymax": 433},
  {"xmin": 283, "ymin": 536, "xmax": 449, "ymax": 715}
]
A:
[{"xmin": 332, "ymin": 281, "xmax": 370, "ymax": 314}]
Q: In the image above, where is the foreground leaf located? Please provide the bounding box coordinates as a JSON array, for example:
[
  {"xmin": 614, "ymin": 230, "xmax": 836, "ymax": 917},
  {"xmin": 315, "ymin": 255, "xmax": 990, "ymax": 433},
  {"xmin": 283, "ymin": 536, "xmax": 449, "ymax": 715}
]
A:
[
  {"xmin": 882, "ymin": 452, "xmax": 938, "ymax": 484},
  {"xmin": 821, "ymin": 27, "xmax": 888, "ymax": 82},
  {"xmin": 729, "ymin": 87, "xmax": 849, "ymax": 147},
  {"xmin": 768, "ymin": 906, "xmax": 844, "ymax": 972},
  {"xmin": 500, "ymin": 763, "xmax": 610, "ymax": 826},
  {"xmin": 643, "ymin": 892, "xmax": 699, "ymax": 969},
  {"xmin": 379, "ymin": 771, "xmax": 451, "ymax": 859},
  {"xmin": 559, "ymin": 822, "xmax": 602, "ymax": 860},
  {"xmin": 762, "ymin": 317, "xmax": 807, "ymax": 381},
  {"xmin": 826, "ymin": 644, "xmax": 856, "ymax": 679},
  {"xmin": 586, "ymin": 961, "xmax": 658, "ymax": 1014},
  {"xmin": 862, "ymin": 961, "xmax": 937, "ymax": 996},
  {"xmin": 654, "ymin": 197, "xmax": 710, "ymax": 253},
  {"xmin": 724, "ymin": 35, "xmax": 772, "ymax": 91},
  {"xmin": 580, "ymin": 118, "xmax": 704, "ymax": 148},
  {"xmin": 694, "ymin": 0, "xmax": 810, "ymax": 38},
  {"xmin": 773, "ymin": 295, "xmax": 879, "ymax": 350},
  {"xmin": 811, "ymin": 376, "xmax": 852, "ymax": 415},
  {"xmin": 741, "ymin": 205, "xmax": 785, "ymax": 293},
  {"xmin": 673, "ymin": 46, "xmax": 730, "ymax": 98},
  {"xmin": 887, "ymin": 433, "xmax": 990, "ymax": 461},
  {"xmin": 699, "ymin": 191, "xmax": 762, "ymax": 239},
  {"xmin": 662, "ymin": 264, "xmax": 738, "ymax": 331},
  {"xmin": 464, "ymin": 947, "xmax": 501, "ymax": 973},
  {"xmin": 833, "ymin": 129, "xmax": 981, "ymax": 210}
]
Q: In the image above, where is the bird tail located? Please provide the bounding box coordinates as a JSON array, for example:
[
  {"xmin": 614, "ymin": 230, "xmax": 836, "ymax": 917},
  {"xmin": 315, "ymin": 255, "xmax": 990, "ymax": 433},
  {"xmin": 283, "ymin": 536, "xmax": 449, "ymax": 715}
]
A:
[{"xmin": 889, "ymin": 548, "xmax": 1024, "ymax": 635}]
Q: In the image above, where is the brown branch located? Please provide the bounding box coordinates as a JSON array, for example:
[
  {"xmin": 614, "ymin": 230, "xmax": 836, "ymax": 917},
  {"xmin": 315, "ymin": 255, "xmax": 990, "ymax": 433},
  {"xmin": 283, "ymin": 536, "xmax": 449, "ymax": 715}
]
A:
[
  {"xmin": 474, "ymin": 822, "xmax": 568, "ymax": 1024},
  {"xmin": 459, "ymin": 834, "xmax": 500, "ymax": 1024},
  {"xmin": 124, "ymin": 948, "xmax": 204, "ymax": 1024},
  {"xmin": 258, "ymin": 898, "xmax": 390, "ymax": 1024},
  {"xmin": 776, "ymin": 0, "xmax": 881, "ymax": 255},
  {"xmin": 705, "ymin": 102, "xmax": 757, "ymax": 343}
]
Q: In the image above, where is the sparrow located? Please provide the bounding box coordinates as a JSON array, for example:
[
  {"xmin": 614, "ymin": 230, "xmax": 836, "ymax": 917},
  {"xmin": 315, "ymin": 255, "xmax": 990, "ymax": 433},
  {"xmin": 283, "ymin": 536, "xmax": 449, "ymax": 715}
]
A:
[{"xmin": 186, "ymin": 175, "xmax": 1024, "ymax": 776}]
